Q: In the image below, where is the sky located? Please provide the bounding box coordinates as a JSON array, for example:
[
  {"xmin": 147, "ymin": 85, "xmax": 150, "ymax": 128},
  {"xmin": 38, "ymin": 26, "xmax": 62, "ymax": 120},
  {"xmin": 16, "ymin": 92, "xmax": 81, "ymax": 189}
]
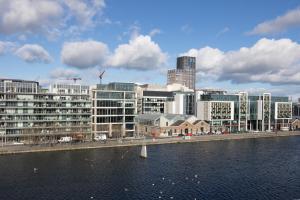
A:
[{"xmin": 1, "ymin": 0, "xmax": 300, "ymax": 100}]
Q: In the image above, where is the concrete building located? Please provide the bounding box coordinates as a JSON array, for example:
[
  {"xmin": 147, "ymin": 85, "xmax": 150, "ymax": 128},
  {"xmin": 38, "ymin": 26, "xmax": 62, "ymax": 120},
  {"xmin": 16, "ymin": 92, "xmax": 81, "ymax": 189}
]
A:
[
  {"xmin": 0, "ymin": 79, "xmax": 91, "ymax": 142},
  {"xmin": 167, "ymin": 56, "xmax": 196, "ymax": 90},
  {"xmin": 197, "ymin": 92, "xmax": 292, "ymax": 133},
  {"xmin": 137, "ymin": 83, "xmax": 195, "ymax": 115},
  {"xmin": 91, "ymin": 82, "xmax": 137, "ymax": 138}
]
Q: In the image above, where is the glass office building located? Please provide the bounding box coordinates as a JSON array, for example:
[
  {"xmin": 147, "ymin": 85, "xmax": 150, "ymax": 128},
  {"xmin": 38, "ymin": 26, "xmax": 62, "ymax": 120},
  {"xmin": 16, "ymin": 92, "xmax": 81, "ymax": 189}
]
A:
[
  {"xmin": 91, "ymin": 82, "xmax": 137, "ymax": 138},
  {"xmin": 167, "ymin": 56, "xmax": 196, "ymax": 90},
  {"xmin": 197, "ymin": 92, "xmax": 291, "ymax": 132}
]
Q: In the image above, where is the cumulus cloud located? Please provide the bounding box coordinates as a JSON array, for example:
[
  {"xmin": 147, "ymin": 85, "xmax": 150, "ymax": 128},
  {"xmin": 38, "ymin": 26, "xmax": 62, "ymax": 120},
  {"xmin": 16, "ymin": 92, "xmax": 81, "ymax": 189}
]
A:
[
  {"xmin": 61, "ymin": 35, "xmax": 167, "ymax": 71},
  {"xmin": 181, "ymin": 38, "xmax": 300, "ymax": 85},
  {"xmin": 249, "ymin": 7, "xmax": 300, "ymax": 35},
  {"xmin": 64, "ymin": 0, "xmax": 105, "ymax": 27},
  {"xmin": 50, "ymin": 68, "xmax": 79, "ymax": 79},
  {"xmin": 0, "ymin": 0, "xmax": 106, "ymax": 36},
  {"xmin": 61, "ymin": 40, "xmax": 109, "ymax": 69},
  {"xmin": 0, "ymin": 0, "xmax": 63, "ymax": 35},
  {"xmin": 107, "ymin": 35, "xmax": 167, "ymax": 70},
  {"xmin": 15, "ymin": 44, "xmax": 53, "ymax": 63}
]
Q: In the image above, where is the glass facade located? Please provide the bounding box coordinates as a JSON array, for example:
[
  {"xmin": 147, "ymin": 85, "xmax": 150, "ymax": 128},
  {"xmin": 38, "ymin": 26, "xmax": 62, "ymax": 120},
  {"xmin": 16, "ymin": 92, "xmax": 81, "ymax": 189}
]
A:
[
  {"xmin": 199, "ymin": 93, "xmax": 291, "ymax": 132},
  {"xmin": 92, "ymin": 83, "xmax": 137, "ymax": 138}
]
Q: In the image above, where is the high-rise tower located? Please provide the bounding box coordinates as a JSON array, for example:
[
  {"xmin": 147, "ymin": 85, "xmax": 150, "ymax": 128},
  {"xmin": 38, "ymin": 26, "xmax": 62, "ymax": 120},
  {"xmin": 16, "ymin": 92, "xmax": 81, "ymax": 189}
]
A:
[{"xmin": 167, "ymin": 56, "xmax": 196, "ymax": 90}]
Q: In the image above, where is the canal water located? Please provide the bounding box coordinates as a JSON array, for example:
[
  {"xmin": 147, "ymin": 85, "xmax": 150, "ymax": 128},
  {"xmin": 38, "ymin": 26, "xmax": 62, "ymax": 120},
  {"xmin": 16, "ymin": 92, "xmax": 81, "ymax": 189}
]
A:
[{"xmin": 0, "ymin": 136, "xmax": 299, "ymax": 200}]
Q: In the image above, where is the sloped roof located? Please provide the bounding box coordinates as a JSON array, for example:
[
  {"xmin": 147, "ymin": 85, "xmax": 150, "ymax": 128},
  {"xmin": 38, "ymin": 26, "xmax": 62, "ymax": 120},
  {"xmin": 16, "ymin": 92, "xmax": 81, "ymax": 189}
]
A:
[
  {"xmin": 136, "ymin": 113, "xmax": 162, "ymax": 121},
  {"xmin": 193, "ymin": 120, "xmax": 210, "ymax": 125},
  {"xmin": 193, "ymin": 120, "xmax": 202, "ymax": 125},
  {"xmin": 171, "ymin": 120, "xmax": 185, "ymax": 126}
]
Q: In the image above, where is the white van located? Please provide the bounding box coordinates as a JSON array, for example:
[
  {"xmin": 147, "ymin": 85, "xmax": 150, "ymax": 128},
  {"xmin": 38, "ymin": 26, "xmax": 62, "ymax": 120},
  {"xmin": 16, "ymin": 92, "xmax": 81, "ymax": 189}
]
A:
[
  {"xmin": 94, "ymin": 134, "xmax": 107, "ymax": 142},
  {"xmin": 58, "ymin": 136, "xmax": 72, "ymax": 143}
]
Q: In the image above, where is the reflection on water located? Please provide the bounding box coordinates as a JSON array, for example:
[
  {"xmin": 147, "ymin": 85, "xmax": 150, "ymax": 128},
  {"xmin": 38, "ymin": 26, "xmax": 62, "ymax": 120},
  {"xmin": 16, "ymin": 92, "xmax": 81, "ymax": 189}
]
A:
[{"xmin": 0, "ymin": 136, "xmax": 299, "ymax": 200}]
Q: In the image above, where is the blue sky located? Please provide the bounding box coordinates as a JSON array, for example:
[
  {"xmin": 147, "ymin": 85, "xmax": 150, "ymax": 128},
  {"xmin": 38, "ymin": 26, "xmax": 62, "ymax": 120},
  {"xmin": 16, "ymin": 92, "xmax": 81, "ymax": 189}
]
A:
[{"xmin": 1, "ymin": 0, "xmax": 300, "ymax": 99}]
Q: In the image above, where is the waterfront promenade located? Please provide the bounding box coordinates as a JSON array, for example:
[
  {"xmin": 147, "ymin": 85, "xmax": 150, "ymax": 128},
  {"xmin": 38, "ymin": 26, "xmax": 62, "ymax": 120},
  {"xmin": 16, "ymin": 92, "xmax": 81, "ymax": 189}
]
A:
[{"xmin": 1, "ymin": 131, "xmax": 300, "ymax": 155}]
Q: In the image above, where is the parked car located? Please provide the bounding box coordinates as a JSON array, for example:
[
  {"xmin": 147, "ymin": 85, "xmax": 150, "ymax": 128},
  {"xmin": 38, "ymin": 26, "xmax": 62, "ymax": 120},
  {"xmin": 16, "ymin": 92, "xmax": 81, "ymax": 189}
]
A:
[{"xmin": 58, "ymin": 136, "xmax": 72, "ymax": 143}]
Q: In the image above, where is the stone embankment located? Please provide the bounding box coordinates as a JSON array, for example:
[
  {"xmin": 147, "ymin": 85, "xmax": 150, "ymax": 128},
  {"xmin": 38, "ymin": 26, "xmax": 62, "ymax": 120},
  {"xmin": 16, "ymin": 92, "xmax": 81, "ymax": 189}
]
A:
[{"xmin": 0, "ymin": 131, "xmax": 299, "ymax": 155}]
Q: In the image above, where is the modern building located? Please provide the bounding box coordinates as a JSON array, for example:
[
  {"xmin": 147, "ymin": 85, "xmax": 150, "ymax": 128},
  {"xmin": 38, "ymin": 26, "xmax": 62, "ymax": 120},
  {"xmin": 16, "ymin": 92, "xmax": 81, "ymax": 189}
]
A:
[
  {"xmin": 166, "ymin": 92, "xmax": 195, "ymax": 115},
  {"xmin": 0, "ymin": 79, "xmax": 91, "ymax": 142},
  {"xmin": 141, "ymin": 90, "xmax": 174, "ymax": 114},
  {"xmin": 167, "ymin": 56, "xmax": 196, "ymax": 90},
  {"xmin": 137, "ymin": 83, "xmax": 195, "ymax": 115},
  {"xmin": 91, "ymin": 82, "xmax": 137, "ymax": 138},
  {"xmin": 292, "ymin": 100, "xmax": 300, "ymax": 119},
  {"xmin": 197, "ymin": 92, "xmax": 292, "ymax": 133}
]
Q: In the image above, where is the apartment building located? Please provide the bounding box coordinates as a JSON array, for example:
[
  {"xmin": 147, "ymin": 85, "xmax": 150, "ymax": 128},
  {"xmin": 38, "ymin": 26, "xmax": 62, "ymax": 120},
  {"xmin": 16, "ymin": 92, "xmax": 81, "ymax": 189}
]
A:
[{"xmin": 0, "ymin": 79, "xmax": 91, "ymax": 142}]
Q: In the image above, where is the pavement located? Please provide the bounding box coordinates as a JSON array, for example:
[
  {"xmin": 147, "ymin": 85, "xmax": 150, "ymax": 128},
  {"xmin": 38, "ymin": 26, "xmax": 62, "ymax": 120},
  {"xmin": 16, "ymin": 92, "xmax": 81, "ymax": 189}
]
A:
[{"xmin": 0, "ymin": 131, "xmax": 300, "ymax": 155}]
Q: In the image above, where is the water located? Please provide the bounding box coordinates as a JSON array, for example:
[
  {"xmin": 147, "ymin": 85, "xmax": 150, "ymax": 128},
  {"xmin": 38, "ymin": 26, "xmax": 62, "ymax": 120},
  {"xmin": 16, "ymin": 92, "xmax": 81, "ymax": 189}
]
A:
[{"xmin": 0, "ymin": 136, "xmax": 299, "ymax": 200}]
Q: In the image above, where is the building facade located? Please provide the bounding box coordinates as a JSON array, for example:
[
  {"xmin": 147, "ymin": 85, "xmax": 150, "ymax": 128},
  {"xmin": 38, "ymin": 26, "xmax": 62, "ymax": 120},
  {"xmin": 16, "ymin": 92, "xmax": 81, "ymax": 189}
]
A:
[
  {"xmin": 91, "ymin": 82, "xmax": 137, "ymax": 138},
  {"xmin": 0, "ymin": 79, "xmax": 91, "ymax": 142},
  {"xmin": 167, "ymin": 56, "xmax": 196, "ymax": 90},
  {"xmin": 197, "ymin": 92, "xmax": 292, "ymax": 133},
  {"xmin": 137, "ymin": 83, "xmax": 195, "ymax": 115}
]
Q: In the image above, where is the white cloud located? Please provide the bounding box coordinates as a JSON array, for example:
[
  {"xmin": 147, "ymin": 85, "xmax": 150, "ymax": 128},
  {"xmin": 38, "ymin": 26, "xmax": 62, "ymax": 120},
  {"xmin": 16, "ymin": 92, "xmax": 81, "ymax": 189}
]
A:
[
  {"xmin": 0, "ymin": 0, "xmax": 106, "ymax": 37},
  {"xmin": 149, "ymin": 28, "xmax": 161, "ymax": 37},
  {"xmin": 107, "ymin": 35, "xmax": 167, "ymax": 70},
  {"xmin": 182, "ymin": 38, "xmax": 300, "ymax": 85},
  {"xmin": 64, "ymin": 0, "xmax": 105, "ymax": 28},
  {"xmin": 50, "ymin": 68, "xmax": 79, "ymax": 79},
  {"xmin": 0, "ymin": 0, "xmax": 63, "ymax": 35},
  {"xmin": 0, "ymin": 41, "xmax": 16, "ymax": 55},
  {"xmin": 61, "ymin": 40, "xmax": 109, "ymax": 69},
  {"xmin": 216, "ymin": 27, "xmax": 230, "ymax": 37},
  {"xmin": 181, "ymin": 46, "xmax": 224, "ymax": 73},
  {"xmin": 249, "ymin": 7, "xmax": 300, "ymax": 35},
  {"xmin": 15, "ymin": 44, "xmax": 52, "ymax": 63}
]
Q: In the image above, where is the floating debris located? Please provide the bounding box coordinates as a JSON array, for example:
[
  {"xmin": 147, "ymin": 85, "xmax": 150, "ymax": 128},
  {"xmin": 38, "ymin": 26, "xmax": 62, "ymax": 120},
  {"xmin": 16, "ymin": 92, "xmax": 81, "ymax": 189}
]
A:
[
  {"xmin": 185, "ymin": 177, "xmax": 189, "ymax": 180},
  {"xmin": 170, "ymin": 197, "xmax": 174, "ymax": 199},
  {"xmin": 152, "ymin": 183, "xmax": 155, "ymax": 186},
  {"xmin": 33, "ymin": 168, "xmax": 38, "ymax": 173},
  {"xmin": 172, "ymin": 182, "xmax": 175, "ymax": 185},
  {"xmin": 124, "ymin": 188, "xmax": 129, "ymax": 192},
  {"xmin": 90, "ymin": 197, "xmax": 94, "ymax": 199},
  {"xmin": 197, "ymin": 181, "xmax": 200, "ymax": 184},
  {"xmin": 159, "ymin": 196, "xmax": 162, "ymax": 199},
  {"xmin": 194, "ymin": 174, "xmax": 198, "ymax": 178}
]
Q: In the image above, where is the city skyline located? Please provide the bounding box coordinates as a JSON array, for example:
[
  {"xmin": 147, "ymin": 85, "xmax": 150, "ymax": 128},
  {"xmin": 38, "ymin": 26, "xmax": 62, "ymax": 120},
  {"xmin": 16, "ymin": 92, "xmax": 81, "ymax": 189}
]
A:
[{"xmin": 1, "ymin": 0, "xmax": 300, "ymax": 99}]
